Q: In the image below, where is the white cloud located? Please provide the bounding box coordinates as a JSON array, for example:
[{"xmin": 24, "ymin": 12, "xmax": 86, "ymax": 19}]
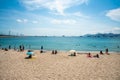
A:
[
  {"xmin": 72, "ymin": 12, "xmax": 90, "ymax": 18},
  {"xmin": 20, "ymin": 0, "xmax": 89, "ymax": 15},
  {"xmin": 16, "ymin": 19, "xmax": 22, "ymax": 23},
  {"xmin": 106, "ymin": 8, "xmax": 120, "ymax": 22},
  {"xmin": 16, "ymin": 18, "xmax": 28, "ymax": 23},
  {"xmin": 16, "ymin": 18, "xmax": 39, "ymax": 24},
  {"xmin": 51, "ymin": 19, "xmax": 77, "ymax": 24}
]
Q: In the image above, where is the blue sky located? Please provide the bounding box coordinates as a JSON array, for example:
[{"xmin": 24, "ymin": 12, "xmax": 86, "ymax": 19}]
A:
[{"xmin": 0, "ymin": 0, "xmax": 120, "ymax": 36}]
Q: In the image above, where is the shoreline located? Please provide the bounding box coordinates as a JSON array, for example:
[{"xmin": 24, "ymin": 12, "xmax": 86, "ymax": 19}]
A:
[{"xmin": 1, "ymin": 49, "xmax": 120, "ymax": 54}]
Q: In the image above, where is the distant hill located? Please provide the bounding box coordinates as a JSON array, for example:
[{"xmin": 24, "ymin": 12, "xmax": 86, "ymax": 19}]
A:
[
  {"xmin": 0, "ymin": 33, "xmax": 120, "ymax": 38},
  {"xmin": 84, "ymin": 33, "xmax": 120, "ymax": 38}
]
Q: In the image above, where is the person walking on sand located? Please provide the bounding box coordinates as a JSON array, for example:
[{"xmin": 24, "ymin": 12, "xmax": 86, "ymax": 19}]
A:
[
  {"xmin": 40, "ymin": 46, "xmax": 43, "ymax": 53},
  {"xmin": 105, "ymin": 48, "xmax": 109, "ymax": 55}
]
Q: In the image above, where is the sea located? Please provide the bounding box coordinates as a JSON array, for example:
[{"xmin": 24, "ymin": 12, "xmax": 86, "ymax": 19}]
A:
[{"xmin": 0, "ymin": 36, "xmax": 120, "ymax": 52}]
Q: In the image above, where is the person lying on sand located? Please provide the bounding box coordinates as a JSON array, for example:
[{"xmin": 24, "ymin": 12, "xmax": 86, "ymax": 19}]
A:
[{"xmin": 93, "ymin": 54, "xmax": 99, "ymax": 58}]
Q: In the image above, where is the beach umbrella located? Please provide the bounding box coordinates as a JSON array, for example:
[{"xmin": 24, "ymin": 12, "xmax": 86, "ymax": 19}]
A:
[
  {"xmin": 26, "ymin": 52, "xmax": 34, "ymax": 55},
  {"xmin": 69, "ymin": 50, "xmax": 76, "ymax": 53}
]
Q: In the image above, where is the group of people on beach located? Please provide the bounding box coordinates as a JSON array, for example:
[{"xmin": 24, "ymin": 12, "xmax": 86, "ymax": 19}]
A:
[
  {"xmin": 0, "ymin": 44, "xmax": 25, "ymax": 51},
  {"xmin": 87, "ymin": 48, "xmax": 109, "ymax": 58},
  {"xmin": 100, "ymin": 48, "xmax": 109, "ymax": 55},
  {"xmin": 26, "ymin": 46, "xmax": 44, "ymax": 59},
  {"xmin": 1, "ymin": 45, "xmax": 12, "ymax": 51},
  {"xmin": 87, "ymin": 53, "xmax": 99, "ymax": 58},
  {"xmin": 0, "ymin": 44, "xmax": 111, "ymax": 59}
]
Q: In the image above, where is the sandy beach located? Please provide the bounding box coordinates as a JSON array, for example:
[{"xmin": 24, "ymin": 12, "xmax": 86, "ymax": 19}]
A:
[{"xmin": 0, "ymin": 49, "xmax": 120, "ymax": 80}]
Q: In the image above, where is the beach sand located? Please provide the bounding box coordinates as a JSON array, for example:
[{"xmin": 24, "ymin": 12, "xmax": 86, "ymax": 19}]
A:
[{"xmin": 0, "ymin": 50, "xmax": 120, "ymax": 80}]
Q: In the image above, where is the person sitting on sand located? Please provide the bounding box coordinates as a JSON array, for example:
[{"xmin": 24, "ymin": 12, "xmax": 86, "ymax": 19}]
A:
[
  {"xmin": 5, "ymin": 48, "xmax": 8, "ymax": 51},
  {"xmin": 25, "ymin": 50, "xmax": 34, "ymax": 59},
  {"xmin": 100, "ymin": 50, "xmax": 103, "ymax": 55},
  {"xmin": 28, "ymin": 54, "xmax": 32, "ymax": 58},
  {"xmin": 73, "ymin": 52, "xmax": 76, "ymax": 56},
  {"xmin": 52, "ymin": 50, "xmax": 54, "ymax": 54},
  {"xmin": 93, "ymin": 54, "xmax": 99, "ymax": 58},
  {"xmin": 70, "ymin": 52, "xmax": 76, "ymax": 56},
  {"xmin": 40, "ymin": 50, "xmax": 43, "ymax": 53},
  {"xmin": 55, "ymin": 50, "xmax": 57, "ymax": 54},
  {"xmin": 87, "ymin": 53, "xmax": 92, "ymax": 58}
]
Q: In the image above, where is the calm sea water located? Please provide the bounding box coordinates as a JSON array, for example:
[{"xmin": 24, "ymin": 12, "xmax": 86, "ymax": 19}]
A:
[{"xmin": 0, "ymin": 36, "xmax": 120, "ymax": 52}]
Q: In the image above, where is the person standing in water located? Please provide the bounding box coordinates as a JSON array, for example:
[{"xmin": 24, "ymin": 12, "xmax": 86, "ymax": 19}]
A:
[
  {"xmin": 22, "ymin": 45, "xmax": 25, "ymax": 51},
  {"xmin": 9, "ymin": 45, "xmax": 11, "ymax": 49},
  {"xmin": 19, "ymin": 45, "xmax": 22, "ymax": 51}
]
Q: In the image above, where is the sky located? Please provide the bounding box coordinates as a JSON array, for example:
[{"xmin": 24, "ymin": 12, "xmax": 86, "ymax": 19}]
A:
[{"xmin": 0, "ymin": 0, "xmax": 120, "ymax": 36}]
